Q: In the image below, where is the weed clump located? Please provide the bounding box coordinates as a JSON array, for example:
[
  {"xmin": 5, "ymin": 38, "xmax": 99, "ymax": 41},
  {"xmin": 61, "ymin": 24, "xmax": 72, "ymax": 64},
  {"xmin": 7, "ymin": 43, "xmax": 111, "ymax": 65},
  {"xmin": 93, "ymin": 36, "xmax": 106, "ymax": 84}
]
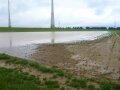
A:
[
  {"xmin": 60, "ymin": 87, "xmax": 65, "ymax": 90},
  {"xmin": 0, "ymin": 53, "xmax": 10, "ymax": 60},
  {"xmin": 111, "ymin": 83, "xmax": 120, "ymax": 90},
  {"xmin": 44, "ymin": 79, "xmax": 60, "ymax": 89},
  {"xmin": 100, "ymin": 80, "xmax": 111, "ymax": 90},
  {"xmin": 69, "ymin": 78, "xmax": 87, "ymax": 88},
  {"xmin": 0, "ymin": 67, "xmax": 41, "ymax": 90},
  {"xmin": 87, "ymin": 84, "xmax": 95, "ymax": 90}
]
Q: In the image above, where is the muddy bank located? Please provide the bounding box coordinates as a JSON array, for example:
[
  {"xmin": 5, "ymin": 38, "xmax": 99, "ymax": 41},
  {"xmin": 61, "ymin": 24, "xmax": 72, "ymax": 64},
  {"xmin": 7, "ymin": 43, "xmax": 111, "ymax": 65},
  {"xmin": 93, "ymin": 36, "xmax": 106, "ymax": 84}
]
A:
[
  {"xmin": 32, "ymin": 44, "xmax": 76, "ymax": 67},
  {"xmin": 32, "ymin": 34, "xmax": 120, "ymax": 80}
]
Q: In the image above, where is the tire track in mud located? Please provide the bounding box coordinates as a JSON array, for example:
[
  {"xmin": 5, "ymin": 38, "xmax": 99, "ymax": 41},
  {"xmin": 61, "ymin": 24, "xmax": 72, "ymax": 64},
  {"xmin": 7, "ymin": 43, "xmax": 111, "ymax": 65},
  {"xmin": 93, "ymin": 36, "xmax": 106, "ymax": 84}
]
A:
[
  {"xmin": 109, "ymin": 33, "xmax": 120, "ymax": 61},
  {"xmin": 66, "ymin": 35, "xmax": 120, "ymax": 79}
]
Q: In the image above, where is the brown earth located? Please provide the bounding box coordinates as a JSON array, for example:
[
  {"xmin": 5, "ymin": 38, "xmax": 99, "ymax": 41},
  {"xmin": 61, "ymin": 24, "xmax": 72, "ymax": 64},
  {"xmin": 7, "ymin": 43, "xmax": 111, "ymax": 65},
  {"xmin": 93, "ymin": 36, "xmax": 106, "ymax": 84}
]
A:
[{"xmin": 32, "ymin": 34, "xmax": 120, "ymax": 80}]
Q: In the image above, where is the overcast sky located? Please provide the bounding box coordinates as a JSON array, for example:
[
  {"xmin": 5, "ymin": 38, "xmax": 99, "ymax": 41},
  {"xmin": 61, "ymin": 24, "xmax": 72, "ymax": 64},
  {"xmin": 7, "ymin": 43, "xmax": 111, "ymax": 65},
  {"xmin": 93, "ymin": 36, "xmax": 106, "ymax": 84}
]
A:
[{"xmin": 0, "ymin": 0, "xmax": 120, "ymax": 27}]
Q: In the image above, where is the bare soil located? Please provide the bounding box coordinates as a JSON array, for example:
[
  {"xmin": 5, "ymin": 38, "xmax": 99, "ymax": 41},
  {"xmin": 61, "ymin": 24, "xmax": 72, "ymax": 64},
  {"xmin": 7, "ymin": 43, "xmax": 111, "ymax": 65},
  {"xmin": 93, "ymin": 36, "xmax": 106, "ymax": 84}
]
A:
[{"xmin": 32, "ymin": 34, "xmax": 120, "ymax": 80}]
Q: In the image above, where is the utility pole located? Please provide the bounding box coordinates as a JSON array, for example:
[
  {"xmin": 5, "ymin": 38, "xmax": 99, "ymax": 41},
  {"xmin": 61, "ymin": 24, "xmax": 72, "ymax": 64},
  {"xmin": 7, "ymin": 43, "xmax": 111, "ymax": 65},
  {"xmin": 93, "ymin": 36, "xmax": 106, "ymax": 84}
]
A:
[
  {"xmin": 8, "ymin": 0, "xmax": 12, "ymax": 48},
  {"xmin": 51, "ymin": 0, "xmax": 55, "ymax": 28},
  {"xmin": 8, "ymin": 0, "xmax": 11, "ymax": 28}
]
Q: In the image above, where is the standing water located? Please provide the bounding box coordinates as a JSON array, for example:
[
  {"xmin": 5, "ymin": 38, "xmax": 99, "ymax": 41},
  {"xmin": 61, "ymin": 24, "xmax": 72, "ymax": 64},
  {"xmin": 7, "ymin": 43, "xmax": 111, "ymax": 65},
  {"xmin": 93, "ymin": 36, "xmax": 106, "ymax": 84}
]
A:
[{"xmin": 0, "ymin": 31, "xmax": 110, "ymax": 59}]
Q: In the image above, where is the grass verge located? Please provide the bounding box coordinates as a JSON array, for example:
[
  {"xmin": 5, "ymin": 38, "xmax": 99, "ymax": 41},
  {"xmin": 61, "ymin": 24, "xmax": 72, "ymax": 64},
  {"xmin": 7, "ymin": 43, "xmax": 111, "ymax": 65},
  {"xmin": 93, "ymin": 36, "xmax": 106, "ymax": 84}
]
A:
[
  {"xmin": 0, "ymin": 67, "xmax": 41, "ymax": 90},
  {"xmin": 0, "ymin": 53, "xmax": 120, "ymax": 90},
  {"xmin": 0, "ymin": 53, "xmax": 66, "ymax": 77},
  {"xmin": 0, "ymin": 27, "xmax": 120, "ymax": 32}
]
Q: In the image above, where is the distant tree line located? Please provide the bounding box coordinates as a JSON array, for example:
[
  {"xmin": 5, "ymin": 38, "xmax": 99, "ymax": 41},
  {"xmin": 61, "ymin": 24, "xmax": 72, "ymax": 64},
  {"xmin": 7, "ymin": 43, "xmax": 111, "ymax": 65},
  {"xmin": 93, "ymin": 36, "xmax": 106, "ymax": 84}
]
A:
[
  {"xmin": 108, "ymin": 27, "xmax": 120, "ymax": 30},
  {"xmin": 85, "ymin": 27, "xmax": 107, "ymax": 29},
  {"xmin": 57, "ymin": 27, "xmax": 120, "ymax": 30}
]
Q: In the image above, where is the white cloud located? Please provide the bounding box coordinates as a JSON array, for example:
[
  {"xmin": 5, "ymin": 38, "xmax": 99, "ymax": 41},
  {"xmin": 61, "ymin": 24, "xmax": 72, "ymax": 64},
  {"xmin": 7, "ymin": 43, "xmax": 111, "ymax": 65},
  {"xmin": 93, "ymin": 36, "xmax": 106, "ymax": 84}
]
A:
[{"xmin": 0, "ymin": 0, "xmax": 120, "ymax": 27}]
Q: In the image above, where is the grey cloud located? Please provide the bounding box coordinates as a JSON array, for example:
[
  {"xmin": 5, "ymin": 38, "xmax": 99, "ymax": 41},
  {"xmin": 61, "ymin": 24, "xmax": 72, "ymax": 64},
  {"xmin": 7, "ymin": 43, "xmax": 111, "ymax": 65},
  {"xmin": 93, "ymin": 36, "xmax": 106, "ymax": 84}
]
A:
[
  {"xmin": 84, "ymin": 0, "xmax": 119, "ymax": 15},
  {"xmin": 0, "ymin": 0, "xmax": 120, "ymax": 27},
  {"xmin": 0, "ymin": 0, "xmax": 8, "ymax": 16},
  {"xmin": 11, "ymin": 0, "xmax": 50, "ymax": 11}
]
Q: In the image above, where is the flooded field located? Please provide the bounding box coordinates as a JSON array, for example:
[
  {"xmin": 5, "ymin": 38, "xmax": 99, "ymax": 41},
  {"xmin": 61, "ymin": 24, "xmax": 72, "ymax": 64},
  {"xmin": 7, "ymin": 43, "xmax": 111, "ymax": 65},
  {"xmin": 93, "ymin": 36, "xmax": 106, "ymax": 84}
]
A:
[
  {"xmin": 0, "ymin": 31, "xmax": 109, "ymax": 47},
  {"xmin": 32, "ymin": 34, "xmax": 120, "ymax": 80},
  {"xmin": 0, "ymin": 31, "xmax": 109, "ymax": 59},
  {"xmin": 0, "ymin": 31, "xmax": 120, "ymax": 80}
]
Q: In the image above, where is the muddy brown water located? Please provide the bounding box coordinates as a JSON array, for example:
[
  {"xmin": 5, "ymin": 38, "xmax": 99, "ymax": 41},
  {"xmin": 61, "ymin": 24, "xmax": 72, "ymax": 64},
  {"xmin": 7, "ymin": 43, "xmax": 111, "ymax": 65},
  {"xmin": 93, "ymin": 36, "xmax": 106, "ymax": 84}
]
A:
[{"xmin": 0, "ymin": 31, "xmax": 110, "ymax": 59}]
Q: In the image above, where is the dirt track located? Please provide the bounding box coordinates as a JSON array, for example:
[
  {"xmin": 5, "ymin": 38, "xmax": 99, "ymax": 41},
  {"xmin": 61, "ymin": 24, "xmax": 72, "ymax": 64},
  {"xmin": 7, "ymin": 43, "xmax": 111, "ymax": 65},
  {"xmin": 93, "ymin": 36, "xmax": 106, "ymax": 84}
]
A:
[{"xmin": 32, "ymin": 34, "xmax": 120, "ymax": 80}]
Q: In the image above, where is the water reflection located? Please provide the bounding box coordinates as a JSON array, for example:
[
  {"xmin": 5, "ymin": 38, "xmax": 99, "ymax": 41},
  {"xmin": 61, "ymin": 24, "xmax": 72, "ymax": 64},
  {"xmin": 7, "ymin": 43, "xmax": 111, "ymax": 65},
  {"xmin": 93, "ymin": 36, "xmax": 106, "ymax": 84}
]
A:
[
  {"xmin": 0, "ymin": 31, "xmax": 110, "ymax": 48},
  {"xmin": 9, "ymin": 32, "xmax": 12, "ymax": 48},
  {"xmin": 51, "ymin": 32, "xmax": 55, "ymax": 44},
  {"xmin": 0, "ymin": 31, "xmax": 110, "ymax": 59}
]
